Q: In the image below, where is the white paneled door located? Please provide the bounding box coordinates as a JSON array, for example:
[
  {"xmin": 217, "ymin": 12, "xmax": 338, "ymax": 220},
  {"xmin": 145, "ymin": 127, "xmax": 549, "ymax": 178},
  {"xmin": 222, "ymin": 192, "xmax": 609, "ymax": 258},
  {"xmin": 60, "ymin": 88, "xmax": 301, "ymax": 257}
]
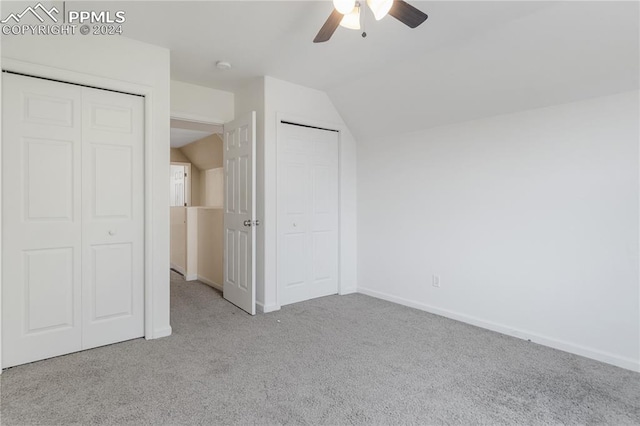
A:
[
  {"xmin": 2, "ymin": 73, "xmax": 144, "ymax": 368},
  {"xmin": 277, "ymin": 122, "xmax": 339, "ymax": 306},
  {"xmin": 80, "ymin": 87, "xmax": 144, "ymax": 350},
  {"xmin": 170, "ymin": 164, "xmax": 189, "ymax": 207},
  {"xmin": 223, "ymin": 112, "xmax": 256, "ymax": 315},
  {"xmin": 2, "ymin": 74, "xmax": 83, "ymax": 367}
]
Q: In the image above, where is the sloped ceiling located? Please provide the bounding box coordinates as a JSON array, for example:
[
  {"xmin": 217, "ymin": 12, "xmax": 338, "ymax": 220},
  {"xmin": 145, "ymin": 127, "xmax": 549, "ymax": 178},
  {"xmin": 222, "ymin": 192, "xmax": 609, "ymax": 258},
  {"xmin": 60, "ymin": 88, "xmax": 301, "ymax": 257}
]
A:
[
  {"xmin": 180, "ymin": 135, "xmax": 224, "ymax": 171},
  {"xmin": 67, "ymin": 1, "xmax": 639, "ymax": 141},
  {"xmin": 328, "ymin": 1, "xmax": 640, "ymax": 141}
]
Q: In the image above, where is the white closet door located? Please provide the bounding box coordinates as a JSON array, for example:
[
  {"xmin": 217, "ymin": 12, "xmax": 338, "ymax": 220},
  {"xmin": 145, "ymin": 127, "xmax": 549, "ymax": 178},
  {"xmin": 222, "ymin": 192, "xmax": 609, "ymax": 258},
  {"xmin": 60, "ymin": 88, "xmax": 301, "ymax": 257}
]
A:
[
  {"xmin": 277, "ymin": 123, "xmax": 339, "ymax": 306},
  {"xmin": 81, "ymin": 87, "xmax": 144, "ymax": 349},
  {"xmin": 2, "ymin": 75, "xmax": 145, "ymax": 368},
  {"xmin": 2, "ymin": 73, "xmax": 83, "ymax": 368}
]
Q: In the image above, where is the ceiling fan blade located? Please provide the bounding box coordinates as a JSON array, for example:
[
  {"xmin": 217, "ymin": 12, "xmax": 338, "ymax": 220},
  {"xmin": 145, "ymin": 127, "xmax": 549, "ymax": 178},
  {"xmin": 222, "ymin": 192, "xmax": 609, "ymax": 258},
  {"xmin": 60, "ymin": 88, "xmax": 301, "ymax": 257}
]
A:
[
  {"xmin": 389, "ymin": 0, "xmax": 428, "ymax": 29},
  {"xmin": 314, "ymin": 9, "xmax": 343, "ymax": 43}
]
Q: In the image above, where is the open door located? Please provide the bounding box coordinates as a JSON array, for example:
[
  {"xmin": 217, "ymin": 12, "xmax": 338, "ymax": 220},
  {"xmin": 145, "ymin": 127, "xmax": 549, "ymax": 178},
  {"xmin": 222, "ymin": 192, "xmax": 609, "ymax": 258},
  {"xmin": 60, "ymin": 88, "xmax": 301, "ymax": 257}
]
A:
[{"xmin": 223, "ymin": 112, "xmax": 256, "ymax": 315}]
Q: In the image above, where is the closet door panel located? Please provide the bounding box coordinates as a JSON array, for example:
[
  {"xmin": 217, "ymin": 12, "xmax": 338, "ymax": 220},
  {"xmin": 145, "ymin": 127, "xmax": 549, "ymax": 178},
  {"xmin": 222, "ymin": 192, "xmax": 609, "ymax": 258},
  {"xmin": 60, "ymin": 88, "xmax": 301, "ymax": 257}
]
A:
[
  {"xmin": 2, "ymin": 73, "xmax": 83, "ymax": 368},
  {"xmin": 2, "ymin": 75, "xmax": 145, "ymax": 368},
  {"xmin": 81, "ymin": 87, "xmax": 144, "ymax": 350}
]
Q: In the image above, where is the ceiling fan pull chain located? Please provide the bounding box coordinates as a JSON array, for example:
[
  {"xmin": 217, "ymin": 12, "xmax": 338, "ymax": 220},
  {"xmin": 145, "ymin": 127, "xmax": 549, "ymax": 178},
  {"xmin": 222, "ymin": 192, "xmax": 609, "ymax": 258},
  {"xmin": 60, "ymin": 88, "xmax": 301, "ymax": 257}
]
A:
[{"xmin": 361, "ymin": 1, "xmax": 368, "ymax": 38}]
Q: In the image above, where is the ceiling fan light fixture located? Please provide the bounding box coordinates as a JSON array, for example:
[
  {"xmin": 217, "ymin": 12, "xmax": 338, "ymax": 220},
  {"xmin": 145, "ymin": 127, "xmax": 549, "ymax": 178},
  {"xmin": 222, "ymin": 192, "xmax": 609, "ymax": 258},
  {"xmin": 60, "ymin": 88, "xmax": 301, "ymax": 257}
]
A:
[
  {"xmin": 367, "ymin": 0, "xmax": 393, "ymax": 20},
  {"xmin": 339, "ymin": 4, "xmax": 361, "ymax": 30},
  {"xmin": 314, "ymin": 0, "xmax": 428, "ymax": 43},
  {"xmin": 333, "ymin": 0, "xmax": 356, "ymax": 15}
]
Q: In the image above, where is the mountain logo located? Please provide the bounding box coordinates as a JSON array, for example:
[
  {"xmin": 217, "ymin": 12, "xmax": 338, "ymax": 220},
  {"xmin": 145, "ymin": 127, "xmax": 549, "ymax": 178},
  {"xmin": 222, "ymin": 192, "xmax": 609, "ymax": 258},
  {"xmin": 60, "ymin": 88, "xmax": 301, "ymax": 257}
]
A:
[{"xmin": 1, "ymin": 3, "xmax": 59, "ymax": 24}]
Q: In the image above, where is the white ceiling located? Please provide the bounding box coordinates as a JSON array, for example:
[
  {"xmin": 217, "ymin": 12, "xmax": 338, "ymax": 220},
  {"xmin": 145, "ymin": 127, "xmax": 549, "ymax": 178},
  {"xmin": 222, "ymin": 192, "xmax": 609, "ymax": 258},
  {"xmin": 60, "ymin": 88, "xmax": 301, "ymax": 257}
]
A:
[
  {"xmin": 170, "ymin": 118, "xmax": 222, "ymax": 148},
  {"xmin": 77, "ymin": 1, "xmax": 557, "ymax": 91},
  {"xmin": 72, "ymin": 1, "xmax": 639, "ymax": 140},
  {"xmin": 328, "ymin": 1, "xmax": 640, "ymax": 140}
]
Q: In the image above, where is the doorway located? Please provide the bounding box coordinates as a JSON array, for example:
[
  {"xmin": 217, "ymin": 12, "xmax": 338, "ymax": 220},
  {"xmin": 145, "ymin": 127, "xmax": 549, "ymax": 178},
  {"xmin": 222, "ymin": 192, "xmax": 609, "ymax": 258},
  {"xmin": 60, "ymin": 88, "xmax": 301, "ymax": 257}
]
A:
[
  {"xmin": 169, "ymin": 119, "xmax": 223, "ymax": 283},
  {"xmin": 168, "ymin": 114, "xmax": 257, "ymax": 315}
]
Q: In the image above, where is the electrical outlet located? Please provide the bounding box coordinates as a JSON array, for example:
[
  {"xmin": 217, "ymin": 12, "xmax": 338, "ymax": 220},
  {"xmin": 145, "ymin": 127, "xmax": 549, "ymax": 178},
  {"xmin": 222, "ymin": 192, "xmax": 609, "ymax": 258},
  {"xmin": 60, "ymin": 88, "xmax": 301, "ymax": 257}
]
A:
[{"xmin": 432, "ymin": 275, "xmax": 441, "ymax": 288}]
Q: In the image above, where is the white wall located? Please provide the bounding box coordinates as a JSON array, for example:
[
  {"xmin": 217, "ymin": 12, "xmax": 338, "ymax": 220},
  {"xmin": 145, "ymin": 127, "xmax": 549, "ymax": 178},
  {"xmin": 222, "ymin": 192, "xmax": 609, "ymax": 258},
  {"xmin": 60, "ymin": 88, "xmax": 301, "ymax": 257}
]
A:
[
  {"xmin": 191, "ymin": 166, "xmax": 201, "ymax": 207},
  {"xmin": 185, "ymin": 207, "xmax": 199, "ymax": 281},
  {"xmin": 179, "ymin": 134, "xmax": 223, "ymax": 171},
  {"xmin": 197, "ymin": 208, "xmax": 224, "ymax": 289},
  {"xmin": 1, "ymin": 34, "xmax": 173, "ymax": 358},
  {"xmin": 171, "ymin": 80, "xmax": 234, "ymax": 124},
  {"xmin": 170, "ymin": 207, "xmax": 187, "ymax": 274},
  {"xmin": 261, "ymin": 76, "xmax": 358, "ymax": 312},
  {"xmin": 203, "ymin": 168, "xmax": 224, "ymax": 208},
  {"xmin": 357, "ymin": 91, "xmax": 640, "ymax": 371},
  {"xmin": 0, "ymin": 2, "xmax": 4, "ymax": 369},
  {"xmin": 233, "ymin": 76, "xmax": 358, "ymax": 312},
  {"xmin": 170, "ymin": 148, "xmax": 190, "ymax": 163}
]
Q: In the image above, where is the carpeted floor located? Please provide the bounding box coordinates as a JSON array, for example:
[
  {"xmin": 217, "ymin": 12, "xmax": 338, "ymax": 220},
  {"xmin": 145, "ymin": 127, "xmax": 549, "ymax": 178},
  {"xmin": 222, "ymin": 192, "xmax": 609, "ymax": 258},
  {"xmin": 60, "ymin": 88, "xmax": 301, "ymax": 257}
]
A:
[{"xmin": 1, "ymin": 272, "xmax": 639, "ymax": 425}]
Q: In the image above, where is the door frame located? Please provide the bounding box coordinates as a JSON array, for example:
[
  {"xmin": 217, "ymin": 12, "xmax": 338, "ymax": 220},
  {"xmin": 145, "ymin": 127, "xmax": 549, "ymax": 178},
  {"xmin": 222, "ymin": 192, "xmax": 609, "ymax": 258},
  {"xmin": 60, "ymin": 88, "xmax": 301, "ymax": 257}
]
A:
[
  {"xmin": 274, "ymin": 113, "xmax": 345, "ymax": 309},
  {"xmin": 0, "ymin": 59, "xmax": 156, "ymax": 368}
]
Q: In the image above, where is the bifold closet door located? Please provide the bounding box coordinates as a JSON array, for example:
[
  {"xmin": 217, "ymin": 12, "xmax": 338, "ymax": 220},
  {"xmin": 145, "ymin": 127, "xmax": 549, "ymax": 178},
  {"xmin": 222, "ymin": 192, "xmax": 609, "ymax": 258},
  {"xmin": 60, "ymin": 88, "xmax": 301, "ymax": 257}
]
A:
[
  {"xmin": 277, "ymin": 123, "xmax": 339, "ymax": 306},
  {"xmin": 80, "ymin": 86, "xmax": 144, "ymax": 350},
  {"xmin": 2, "ymin": 73, "xmax": 83, "ymax": 367},
  {"xmin": 1, "ymin": 73, "xmax": 144, "ymax": 368}
]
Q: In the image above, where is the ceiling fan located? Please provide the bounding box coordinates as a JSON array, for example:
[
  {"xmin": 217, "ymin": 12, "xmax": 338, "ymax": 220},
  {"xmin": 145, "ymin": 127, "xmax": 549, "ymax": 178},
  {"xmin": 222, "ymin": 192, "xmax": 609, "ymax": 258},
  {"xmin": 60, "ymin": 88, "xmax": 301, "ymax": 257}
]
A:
[{"xmin": 314, "ymin": 0, "xmax": 428, "ymax": 43}]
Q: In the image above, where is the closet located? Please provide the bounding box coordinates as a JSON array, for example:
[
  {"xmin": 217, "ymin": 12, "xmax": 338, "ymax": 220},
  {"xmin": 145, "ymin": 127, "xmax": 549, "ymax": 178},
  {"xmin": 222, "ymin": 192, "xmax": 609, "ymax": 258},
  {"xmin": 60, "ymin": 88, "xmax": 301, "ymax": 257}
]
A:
[
  {"xmin": 2, "ymin": 73, "xmax": 144, "ymax": 368},
  {"xmin": 277, "ymin": 122, "xmax": 340, "ymax": 306}
]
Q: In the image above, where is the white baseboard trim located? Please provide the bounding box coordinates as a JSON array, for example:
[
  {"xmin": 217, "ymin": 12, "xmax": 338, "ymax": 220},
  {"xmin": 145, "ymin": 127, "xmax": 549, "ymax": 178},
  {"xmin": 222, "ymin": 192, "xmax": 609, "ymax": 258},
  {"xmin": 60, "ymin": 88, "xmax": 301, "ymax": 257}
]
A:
[
  {"xmin": 357, "ymin": 287, "xmax": 640, "ymax": 373},
  {"xmin": 340, "ymin": 287, "xmax": 357, "ymax": 295},
  {"xmin": 198, "ymin": 276, "xmax": 223, "ymax": 292},
  {"xmin": 185, "ymin": 274, "xmax": 198, "ymax": 282},
  {"xmin": 257, "ymin": 301, "xmax": 281, "ymax": 314},
  {"xmin": 150, "ymin": 326, "xmax": 172, "ymax": 339},
  {"xmin": 170, "ymin": 263, "xmax": 185, "ymax": 276}
]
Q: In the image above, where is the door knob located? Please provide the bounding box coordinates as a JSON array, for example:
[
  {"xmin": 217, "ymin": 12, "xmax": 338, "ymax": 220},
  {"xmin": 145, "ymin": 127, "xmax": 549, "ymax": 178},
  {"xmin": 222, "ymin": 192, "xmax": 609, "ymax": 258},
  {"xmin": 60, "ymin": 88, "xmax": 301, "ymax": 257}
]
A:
[
  {"xmin": 243, "ymin": 220, "xmax": 251, "ymax": 227},
  {"xmin": 108, "ymin": 230, "xmax": 116, "ymax": 236}
]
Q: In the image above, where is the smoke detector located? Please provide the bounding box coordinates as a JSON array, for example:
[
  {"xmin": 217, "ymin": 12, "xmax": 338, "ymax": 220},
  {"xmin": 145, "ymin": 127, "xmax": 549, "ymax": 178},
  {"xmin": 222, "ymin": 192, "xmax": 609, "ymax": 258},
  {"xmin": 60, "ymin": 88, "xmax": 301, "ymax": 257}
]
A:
[{"xmin": 215, "ymin": 61, "xmax": 232, "ymax": 71}]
